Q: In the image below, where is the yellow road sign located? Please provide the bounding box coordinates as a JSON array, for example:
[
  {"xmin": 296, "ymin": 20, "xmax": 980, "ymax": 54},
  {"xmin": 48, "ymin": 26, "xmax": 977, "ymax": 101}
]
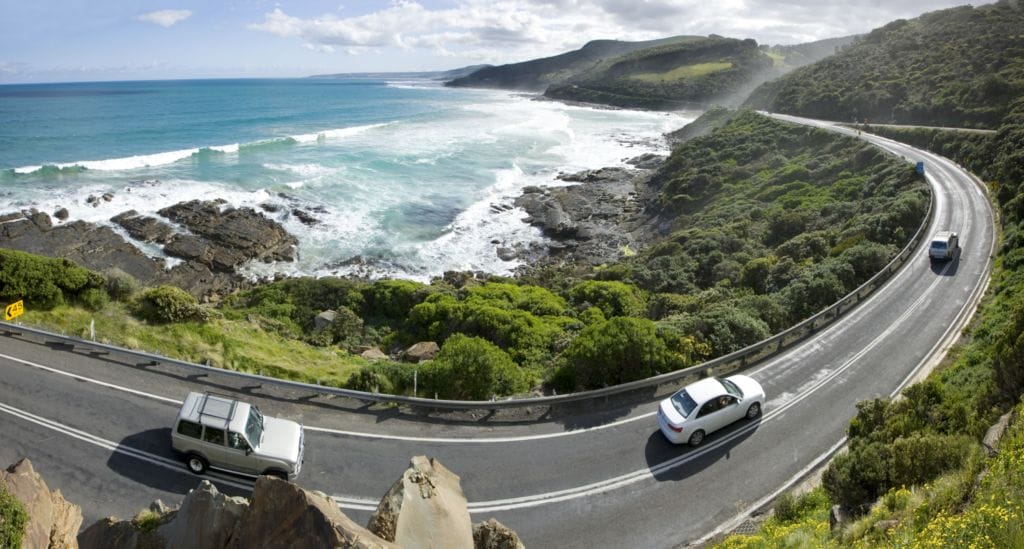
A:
[{"xmin": 5, "ymin": 300, "xmax": 24, "ymax": 321}]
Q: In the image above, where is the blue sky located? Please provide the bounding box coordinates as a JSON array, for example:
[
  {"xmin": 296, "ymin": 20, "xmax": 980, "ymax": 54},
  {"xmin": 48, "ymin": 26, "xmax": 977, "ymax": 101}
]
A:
[{"xmin": 0, "ymin": 0, "xmax": 987, "ymax": 84}]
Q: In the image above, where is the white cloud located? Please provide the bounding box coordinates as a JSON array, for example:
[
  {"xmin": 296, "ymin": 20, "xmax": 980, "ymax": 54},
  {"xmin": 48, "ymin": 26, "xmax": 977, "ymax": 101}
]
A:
[
  {"xmin": 247, "ymin": 0, "xmax": 981, "ymax": 63},
  {"xmin": 137, "ymin": 9, "xmax": 193, "ymax": 28}
]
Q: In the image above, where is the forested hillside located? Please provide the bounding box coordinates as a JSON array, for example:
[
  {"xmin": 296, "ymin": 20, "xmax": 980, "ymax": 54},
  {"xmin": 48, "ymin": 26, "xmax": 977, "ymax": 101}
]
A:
[{"xmin": 745, "ymin": 0, "xmax": 1024, "ymax": 128}]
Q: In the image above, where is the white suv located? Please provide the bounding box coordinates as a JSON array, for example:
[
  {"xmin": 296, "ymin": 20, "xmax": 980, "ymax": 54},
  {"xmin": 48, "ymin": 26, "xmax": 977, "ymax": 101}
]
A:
[{"xmin": 171, "ymin": 392, "xmax": 304, "ymax": 480}]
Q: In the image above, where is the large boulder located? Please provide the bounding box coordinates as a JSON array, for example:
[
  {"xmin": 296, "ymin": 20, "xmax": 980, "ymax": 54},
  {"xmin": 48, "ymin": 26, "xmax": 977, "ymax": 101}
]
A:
[
  {"xmin": 1, "ymin": 458, "xmax": 82, "ymax": 549},
  {"xmin": 228, "ymin": 477, "xmax": 397, "ymax": 549},
  {"xmin": 403, "ymin": 342, "xmax": 440, "ymax": 363},
  {"xmin": 368, "ymin": 456, "xmax": 474, "ymax": 549},
  {"xmin": 158, "ymin": 481, "xmax": 248, "ymax": 549}
]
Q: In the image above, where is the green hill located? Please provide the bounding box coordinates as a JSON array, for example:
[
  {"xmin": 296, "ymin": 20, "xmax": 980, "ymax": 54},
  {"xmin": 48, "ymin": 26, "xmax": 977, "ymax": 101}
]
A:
[
  {"xmin": 744, "ymin": 0, "xmax": 1024, "ymax": 128},
  {"xmin": 543, "ymin": 36, "xmax": 774, "ymax": 109},
  {"xmin": 444, "ymin": 36, "xmax": 703, "ymax": 91}
]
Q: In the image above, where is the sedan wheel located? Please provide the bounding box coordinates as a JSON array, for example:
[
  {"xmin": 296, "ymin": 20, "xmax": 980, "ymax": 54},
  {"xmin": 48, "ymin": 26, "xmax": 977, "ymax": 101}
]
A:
[
  {"xmin": 186, "ymin": 454, "xmax": 208, "ymax": 474},
  {"xmin": 688, "ymin": 430, "xmax": 705, "ymax": 446},
  {"xmin": 746, "ymin": 402, "xmax": 762, "ymax": 419}
]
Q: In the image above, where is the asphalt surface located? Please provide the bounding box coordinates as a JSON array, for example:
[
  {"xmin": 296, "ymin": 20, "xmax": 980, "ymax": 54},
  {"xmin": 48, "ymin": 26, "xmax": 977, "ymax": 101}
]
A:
[{"xmin": 0, "ymin": 115, "xmax": 995, "ymax": 547}]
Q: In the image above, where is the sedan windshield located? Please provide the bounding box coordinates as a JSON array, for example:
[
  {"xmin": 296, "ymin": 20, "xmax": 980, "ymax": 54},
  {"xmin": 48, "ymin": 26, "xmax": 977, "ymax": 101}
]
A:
[{"xmin": 670, "ymin": 389, "xmax": 698, "ymax": 417}]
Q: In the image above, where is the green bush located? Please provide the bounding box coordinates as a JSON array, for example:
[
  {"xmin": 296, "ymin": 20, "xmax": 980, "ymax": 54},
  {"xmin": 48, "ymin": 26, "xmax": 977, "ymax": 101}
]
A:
[
  {"xmin": 659, "ymin": 305, "xmax": 771, "ymax": 355},
  {"xmin": 568, "ymin": 280, "xmax": 646, "ymax": 318},
  {"xmin": 419, "ymin": 334, "xmax": 530, "ymax": 399},
  {"xmin": 562, "ymin": 317, "xmax": 682, "ymax": 390},
  {"xmin": 104, "ymin": 268, "xmax": 140, "ymax": 302},
  {"xmin": 132, "ymin": 286, "xmax": 208, "ymax": 324},
  {"xmin": 76, "ymin": 287, "xmax": 109, "ymax": 311},
  {"xmin": 362, "ymin": 279, "xmax": 430, "ymax": 323},
  {"xmin": 0, "ymin": 483, "xmax": 28, "ymax": 549},
  {"xmin": 308, "ymin": 306, "xmax": 364, "ymax": 349},
  {"xmin": 0, "ymin": 248, "xmax": 104, "ymax": 310}
]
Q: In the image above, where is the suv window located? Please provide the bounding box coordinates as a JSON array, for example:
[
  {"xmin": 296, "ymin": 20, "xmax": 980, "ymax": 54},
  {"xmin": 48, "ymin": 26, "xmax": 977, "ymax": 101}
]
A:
[
  {"xmin": 203, "ymin": 426, "xmax": 226, "ymax": 446},
  {"xmin": 228, "ymin": 432, "xmax": 250, "ymax": 451},
  {"xmin": 177, "ymin": 420, "xmax": 202, "ymax": 439}
]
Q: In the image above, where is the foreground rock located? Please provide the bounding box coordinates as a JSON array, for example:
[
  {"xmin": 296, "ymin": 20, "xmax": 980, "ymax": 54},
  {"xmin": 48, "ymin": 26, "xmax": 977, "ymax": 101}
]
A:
[
  {"xmin": 42, "ymin": 455, "xmax": 521, "ymax": 548},
  {"xmin": 1, "ymin": 458, "xmax": 82, "ymax": 549},
  {"xmin": 369, "ymin": 456, "xmax": 475, "ymax": 548}
]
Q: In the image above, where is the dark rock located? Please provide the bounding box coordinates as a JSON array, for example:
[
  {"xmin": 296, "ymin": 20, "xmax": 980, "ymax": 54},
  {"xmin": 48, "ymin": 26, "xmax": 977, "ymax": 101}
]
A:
[
  {"xmin": 26, "ymin": 209, "xmax": 53, "ymax": 230},
  {"xmin": 111, "ymin": 210, "xmax": 175, "ymax": 244},
  {"xmin": 291, "ymin": 208, "xmax": 319, "ymax": 226},
  {"xmin": 54, "ymin": 207, "xmax": 70, "ymax": 221},
  {"xmin": 259, "ymin": 203, "xmax": 282, "ymax": 213},
  {"xmin": 165, "ymin": 234, "xmax": 214, "ymax": 265},
  {"xmin": 496, "ymin": 247, "xmax": 518, "ymax": 261},
  {"xmin": 159, "ymin": 199, "xmax": 298, "ymax": 268},
  {"xmin": 626, "ymin": 153, "xmax": 666, "ymax": 170}
]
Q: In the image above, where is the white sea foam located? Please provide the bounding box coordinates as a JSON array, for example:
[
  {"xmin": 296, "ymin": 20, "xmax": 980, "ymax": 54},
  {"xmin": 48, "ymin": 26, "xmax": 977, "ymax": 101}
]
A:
[
  {"xmin": 13, "ymin": 147, "xmax": 201, "ymax": 174},
  {"xmin": 209, "ymin": 143, "xmax": 239, "ymax": 153},
  {"xmin": 290, "ymin": 122, "xmax": 390, "ymax": 144}
]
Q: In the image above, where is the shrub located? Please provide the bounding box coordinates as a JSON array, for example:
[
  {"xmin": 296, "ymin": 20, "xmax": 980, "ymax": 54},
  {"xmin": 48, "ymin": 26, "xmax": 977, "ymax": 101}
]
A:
[
  {"xmin": 419, "ymin": 334, "xmax": 529, "ymax": 399},
  {"xmin": 362, "ymin": 279, "xmax": 430, "ymax": 323},
  {"xmin": 0, "ymin": 249, "xmax": 104, "ymax": 309},
  {"xmin": 132, "ymin": 286, "xmax": 208, "ymax": 324},
  {"xmin": 659, "ymin": 305, "xmax": 771, "ymax": 356},
  {"xmin": 76, "ymin": 287, "xmax": 109, "ymax": 311},
  {"xmin": 0, "ymin": 483, "xmax": 28, "ymax": 549},
  {"xmin": 568, "ymin": 280, "xmax": 646, "ymax": 318},
  {"xmin": 562, "ymin": 317, "xmax": 681, "ymax": 389},
  {"xmin": 104, "ymin": 268, "xmax": 140, "ymax": 302}
]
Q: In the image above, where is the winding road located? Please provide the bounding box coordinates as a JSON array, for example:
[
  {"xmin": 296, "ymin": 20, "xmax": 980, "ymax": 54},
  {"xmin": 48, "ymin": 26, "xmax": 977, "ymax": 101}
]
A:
[{"xmin": 0, "ymin": 114, "xmax": 995, "ymax": 548}]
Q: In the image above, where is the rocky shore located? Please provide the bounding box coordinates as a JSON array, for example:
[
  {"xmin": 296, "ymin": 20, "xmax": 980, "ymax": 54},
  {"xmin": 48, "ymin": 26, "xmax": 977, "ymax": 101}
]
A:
[
  {"xmin": 0, "ymin": 196, "xmax": 299, "ymax": 301},
  {"xmin": 0, "ymin": 153, "xmax": 667, "ymax": 297}
]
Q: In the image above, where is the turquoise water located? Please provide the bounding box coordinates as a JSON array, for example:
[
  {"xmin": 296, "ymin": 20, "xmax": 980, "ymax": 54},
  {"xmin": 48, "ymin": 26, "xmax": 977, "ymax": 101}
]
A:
[{"xmin": 0, "ymin": 77, "xmax": 692, "ymax": 279}]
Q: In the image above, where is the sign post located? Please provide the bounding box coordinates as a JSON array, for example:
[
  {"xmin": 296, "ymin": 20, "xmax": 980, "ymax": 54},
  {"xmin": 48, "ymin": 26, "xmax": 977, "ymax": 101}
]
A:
[{"xmin": 5, "ymin": 300, "xmax": 24, "ymax": 321}]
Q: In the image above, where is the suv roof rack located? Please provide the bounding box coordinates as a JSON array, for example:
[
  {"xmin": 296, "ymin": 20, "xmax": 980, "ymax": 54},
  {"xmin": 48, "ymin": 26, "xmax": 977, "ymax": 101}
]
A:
[{"xmin": 197, "ymin": 392, "xmax": 238, "ymax": 428}]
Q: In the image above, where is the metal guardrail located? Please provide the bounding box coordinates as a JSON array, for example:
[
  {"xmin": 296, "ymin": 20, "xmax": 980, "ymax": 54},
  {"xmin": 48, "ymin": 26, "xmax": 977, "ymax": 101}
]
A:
[{"xmin": 0, "ymin": 183, "xmax": 934, "ymax": 411}]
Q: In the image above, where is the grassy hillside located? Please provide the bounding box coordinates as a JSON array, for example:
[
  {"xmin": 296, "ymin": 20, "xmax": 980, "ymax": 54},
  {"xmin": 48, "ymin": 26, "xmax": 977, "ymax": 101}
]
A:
[
  {"xmin": 444, "ymin": 35, "xmax": 703, "ymax": 91},
  {"xmin": 745, "ymin": 0, "xmax": 1024, "ymax": 128},
  {"xmin": 544, "ymin": 36, "xmax": 774, "ymax": 109}
]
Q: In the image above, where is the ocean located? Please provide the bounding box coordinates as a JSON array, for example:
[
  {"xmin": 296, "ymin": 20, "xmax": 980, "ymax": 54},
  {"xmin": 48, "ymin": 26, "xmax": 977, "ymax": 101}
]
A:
[{"xmin": 0, "ymin": 77, "xmax": 693, "ymax": 280}]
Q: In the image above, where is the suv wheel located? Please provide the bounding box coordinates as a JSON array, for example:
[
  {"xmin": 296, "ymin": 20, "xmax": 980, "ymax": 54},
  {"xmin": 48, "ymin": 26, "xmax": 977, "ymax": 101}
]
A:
[
  {"xmin": 263, "ymin": 470, "xmax": 288, "ymax": 480},
  {"xmin": 186, "ymin": 454, "xmax": 208, "ymax": 474}
]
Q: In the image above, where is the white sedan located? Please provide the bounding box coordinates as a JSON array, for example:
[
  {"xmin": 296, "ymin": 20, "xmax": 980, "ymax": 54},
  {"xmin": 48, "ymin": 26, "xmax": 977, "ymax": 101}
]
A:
[{"xmin": 657, "ymin": 374, "xmax": 765, "ymax": 446}]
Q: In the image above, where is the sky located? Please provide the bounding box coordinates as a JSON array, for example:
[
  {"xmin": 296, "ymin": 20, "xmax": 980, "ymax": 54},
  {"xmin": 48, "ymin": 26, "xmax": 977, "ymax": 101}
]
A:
[{"xmin": 0, "ymin": 0, "xmax": 992, "ymax": 84}]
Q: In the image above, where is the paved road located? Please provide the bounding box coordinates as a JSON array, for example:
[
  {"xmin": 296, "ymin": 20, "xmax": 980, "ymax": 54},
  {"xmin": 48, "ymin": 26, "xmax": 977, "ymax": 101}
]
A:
[{"xmin": 0, "ymin": 115, "xmax": 995, "ymax": 547}]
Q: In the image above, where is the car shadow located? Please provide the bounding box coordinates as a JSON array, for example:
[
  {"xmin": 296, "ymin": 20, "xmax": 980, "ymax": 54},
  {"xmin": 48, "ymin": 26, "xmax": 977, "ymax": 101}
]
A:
[
  {"xmin": 105, "ymin": 428, "xmax": 249, "ymax": 499},
  {"xmin": 643, "ymin": 417, "xmax": 761, "ymax": 483},
  {"xmin": 929, "ymin": 251, "xmax": 961, "ymax": 276}
]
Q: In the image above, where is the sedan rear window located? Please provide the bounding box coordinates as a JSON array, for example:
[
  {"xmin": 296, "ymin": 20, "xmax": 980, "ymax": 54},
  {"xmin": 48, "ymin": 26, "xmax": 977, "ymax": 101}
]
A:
[{"xmin": 670, "ymin": 390, "xmax": 698, "ymax": 417}]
